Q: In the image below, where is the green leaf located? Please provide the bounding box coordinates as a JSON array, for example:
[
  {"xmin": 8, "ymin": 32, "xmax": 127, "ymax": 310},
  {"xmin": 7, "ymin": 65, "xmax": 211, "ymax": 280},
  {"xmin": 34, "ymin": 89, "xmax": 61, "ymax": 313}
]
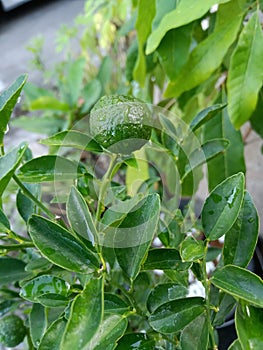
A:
[
  {"xmin": 37, "ymin": 294, "xmax": 69, "ymax": 308},
  {"xmin": 143, "ymin": 248, "xmax": 191, "ymax": 271},
  {"xmin": 87, "ymin": 315, "xmax": 128, "ymax": 350},
  {"xmin": 81, "ymin": 79, "xmax": 102, "ymax": 114},
  {"xmin": 223, "ymin": 191, "xmax": 259, "ymax": 267},
  {"xmin": 0, "ymin": 208, "xmax": 10, "ymax": 233},
  {"xmin": 113, "ymin": 194, "xmax": 160, "ymax": 281},
  {"xmin": 212, "ymin": 292, "xmax": 236, "ymax": 327},
  {"xmin": 235, "ymin": 304, "xmax": 263, "ymax": 349},
  {"xmin": 17, "ymin": 155, "xmax": 84, "ymax": 182},
  {"xmin": 0, "ymin": 74, "xmax": 27, "ymax": 145},
  {"xmin": 227, "ymin": 11, "xmax": 263, "ymax": 129},
  {"xmin": 157, "ymin": 24, "xmax": 193, "ymax": 81},
  {"xmin": 0, "ymin": 143, "xmax": 28, "ymax": 196},
  {"xmin": 28, "ymin": 215, "xmax": 100, "ymax": 273},
  {"xmin": 250, "ymin": 90, "xmax": 263, "ymax": 138},
  {"xmin": 116, "ymin": 333, "xmax": 155, "ymax": 350},
  {"xmin": 0, "ymin": 257, "xmax": 31, "ymax": 286},
  {"xmin": 104, "ymin": 293, "xmax": 130, "ymax": 315},
  {"xmin": 39, "ymin": 317, "xmax": 67, "ymax": 350},
  {"xmin": 62, "ymin": 278, "xmax": 103, "ymax": 350},
  {"xmin": 204, "ymin": 95, "xmax": 246, "ymax": 190},
  {"xmin": 40, "ymin": 130, "xmax": 102, "ymax": 153},
  {"xmin": 30, "ymin": 96, "xmax": 70, "ymax": 112},
  {"xmin": 12, "ymin": 115, "xmax": 66, "ymax": 135},
  {"xmin": 180, "ymin": 236, "xmax": 205, "ymax": 262},
  {"xmin": 17, "ymin": 183, "xmax": 41, "ymax": 222},
  {"xmin": 180, "ymin": 313, "xmax": 209, "ymax": 350},
  {"xmin": 149, "ymin": 297, "xmax": 205, "ymax": 334},
  {"xmin": 151, "ymin": 0, "xmax": 177, "ymax": 31},
  {"xmin": 190, "ymin": 104, "xmax": 227, "ymax": 131},
  {"xmin": 133, "ymin": 0, "xmax": 156, "ymax": 86},
  {"xmin": 146, "ymin": 0, "xmax": 232, "ymax": 54},
  {"xmin": 147, "ymin": 283, "xmax": 188, "ymax": 313},
  {"xmin": 66, "ymin": 57, "xmax": 85, "ymax": 107},
  {"xmin": 211, "ymin": 265, "xmax": 263, "ymax": 307},
  {"xmin": 20, "ymin": 275, "xmax": 69, "ymax": 302},
  {"xmin": 228, "ymin": 339, "xmax": 243, "ymax": 350},
  {"xmin": 183, "ymin": 138, "xmax": 229, "ymax": 179},
  {"xmin": 23, "ymin": 82, "xmax": 54, "ymax": 104},
  {"xmin": 67, "ymin": 186, "xmax": 97, "ymax": 244},
  {"xmin": 29, "ymin": 304, "xmax": 47, "ymax": 348},
  {"xmin": 165, "ymin": 0, "xmax": 245, "ymax": 97},
  {"xmin": 0, "ymin": 300, "xmax": 18, "ymax": 318},
  {"xmin": 202, "ymin": 172, "xmax": 245, "ymax": 241}
]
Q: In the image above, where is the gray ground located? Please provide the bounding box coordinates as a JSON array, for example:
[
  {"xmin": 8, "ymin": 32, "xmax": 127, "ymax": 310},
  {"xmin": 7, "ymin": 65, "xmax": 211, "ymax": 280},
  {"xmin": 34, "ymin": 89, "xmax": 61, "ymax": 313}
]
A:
[{"xmin": 0, "ymin": 0, "xmax": 263, "ymax": 234}]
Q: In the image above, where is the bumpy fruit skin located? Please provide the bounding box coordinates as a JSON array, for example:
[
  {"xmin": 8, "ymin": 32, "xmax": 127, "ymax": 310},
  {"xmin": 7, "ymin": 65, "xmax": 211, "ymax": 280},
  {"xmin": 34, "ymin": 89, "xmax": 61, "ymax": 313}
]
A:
[
  {"xmin": 0, "ymin": 315, "xmax": 26, "ymax": 347},
  {"xmin": 90, "ymin": 95, "xmax": 151, "ymax": 154}
]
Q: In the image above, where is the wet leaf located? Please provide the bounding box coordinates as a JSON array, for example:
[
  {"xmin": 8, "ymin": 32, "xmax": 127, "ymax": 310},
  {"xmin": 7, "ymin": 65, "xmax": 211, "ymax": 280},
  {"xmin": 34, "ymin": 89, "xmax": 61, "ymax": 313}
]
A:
[
  {"xmin": 202, "ymin": 172, "xmax": 245, "ymax": 241},
  {"xmin": 180, "ymin": 236, "xmax": 205, "ymax": 262},
  {"xmin": 67, "ymin": 186, "xmax": 97, "ymax": 244},
  {"xmin": 211, "ymin": 265, "xmax": 263, "ymax": 307},
  {"xmin": 62, "ymin": 278, "xmax": 103, "ymax": 350},
  {"xmin": 235, "ymin": 304, "xmax": 263, "ymax": 349},
  {"xmin": 149, "ymin": 297, "xmax": 205, "ymax": 334},
  {"xmin": 28, "ymin": 215, "xmax": 100, "ymax": 273},
  {"xmin": 17, "ymin": 155, "xmax": 84, "ymax": 182},
  {"xmin": 147, "ymin": 283, "xmax": 188, "ymax": 313},
  {"xmin": 0, "ymin": 74, "xmax": 27, "ymax": 145},
  {"xmin": 29, "ymin": 303, "xmax": 47, "ymax": 348},
  {"xmin": 20, "ymin": 275, "xmax": 69, "ymax": 302},
  {"xmin": 223, "ymin": 191, "xmax": 259, "ymax": 267}
]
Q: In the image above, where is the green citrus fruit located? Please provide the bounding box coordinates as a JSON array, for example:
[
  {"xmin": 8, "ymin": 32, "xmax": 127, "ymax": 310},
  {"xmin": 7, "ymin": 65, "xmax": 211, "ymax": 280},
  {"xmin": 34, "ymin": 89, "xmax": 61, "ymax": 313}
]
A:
[
  {"xmin": 90, "ymin": 95, "xmax": 151, "ymax": 154},
  {"xmin": 0, "ymin": 315, "xmax": 26, "ymax": 347}
]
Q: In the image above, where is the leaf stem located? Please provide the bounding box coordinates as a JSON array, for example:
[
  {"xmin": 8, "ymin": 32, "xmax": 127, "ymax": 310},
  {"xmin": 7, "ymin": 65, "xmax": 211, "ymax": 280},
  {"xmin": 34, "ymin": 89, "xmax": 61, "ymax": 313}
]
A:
[{"xmin": 13, "ymin": 174, "xmax": 55, "ymax": 219}]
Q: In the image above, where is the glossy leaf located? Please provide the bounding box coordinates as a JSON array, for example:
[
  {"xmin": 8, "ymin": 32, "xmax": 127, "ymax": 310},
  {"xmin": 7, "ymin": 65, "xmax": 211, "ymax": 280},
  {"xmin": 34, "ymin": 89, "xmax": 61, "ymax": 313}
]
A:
[
  {"xmin": 227, "ymin": 11, "xmax": 263, "ymax": 128},
  {"xmin": 157, "ymin": 24, "xmax": 193, "ymax": 81},
  {"xmin": 180, "ymin": 313, "xmax": 209, "ymax": 350},
  {"xmin": 204, "ymin": 95, "xmax": 246, "ymax": 190},
  {"xmin": 38, "ymin": 317, "xmax": 67, "ymax": 350},
  {"xmin": 81, "ymin": 78, "xmax": 102, "ymax": 114},
  {"xmin": 40, "ymin": 130, "xmax": 102, "ymax": 153},
  {"xmin": 142, "ymin": 248, "xmax": 191, "ymax": 271},
  {"xmin": 20, "ymin": 275, "xmax": 69, "ymax": 302},
  {"xmin": 228, "ymin": 339, "xmax": 243, "ymax": 350},
  {"xmin": 146, "ymin": 0, "xmax": 231, "ymax": 54},
  {"xmin": 0, "ymin": 143, "xmax": 28, "ymax": 196},
  {"xmin": 37, "ymin": 294, "xmax": 69, "ymax": 308},
  {"xmin": 236, "ymin": 304, "xmax": 263, "ymax": 349},
  {"xmin": 190, "ymin": 104, "xmax": 227, "ymax": 131},
  {"xmin": 87, "ymin": 315, "xmax": 128, "ymax": 350},
  {"xmin": 0, "ymin": 74, "xmax": 27, "ymax": 145},
  {"xmin": 183, "ymin": 138, "xmax": 229, "ymax": 179},
  {"xmin": 147, "ymin": 283, "xmax": 188, "ymax": 313},
  {"xmin": 0, "ymin": 257, "xmax": 31, "ymax": 286},
  {"xmin": 67, "ymin": 186, "xmax": 97, "ymax": 244},
  {"xmin": 164, "ymin": 1, "xmax": 244, "ymax": 97},
  {"xmin": 30, "ymin": 96, "xmax": 70, "ymax": 112},
  {"xmin": 0, "ymin": 208, "xmax": 10, "ymax": 233},
  {"xmin": 212, "ymin": 293, "xmax": 236, "ymax": 327},
  {"xmin": 17, "ymin": 183, "xmax": 41, "ymax": 222},
  {"xmin": 202, "ymin": 172, "xmax": 245, "ymax": 241},
  {"xmin": 18, "ymin": 155, "xmax": 84, "ymax": 182},
  {"xmin": 28, "ymin": 215, "xmax": 100, "ymax": 273},
  {"xmin": 104, "ymin": 293, "xmax": 130, "ymax": 315},
  {"xmin": 133, "ymin": 0, "xmax": 155, "ymax": 86},
  {"xmin": 149, "ymin": 297, "xmax": 205, "ymax": 334},
  {"xmin": 62, "ymin": 278, "xmax": 103, "ymax": 350},
  {"xmin": 223, "ymin": 191, "xmax": 259, "ymax": 267},
  {"xmin": 113, "ymin": 194, "xmax": 160, "ymax": 281},
  {"xmin": 180, "ymin": 236, "xmax": 205, "ymax": 262},
  {"xmin": 211, "ymin": 265, "xmax": 263, "ymax": 307},
  {"xmin": 116, "ymin": 333, "xmax": 155, "ymax": 350},
  {"xmin": 29, "ymin": 303, "xmax": 47, "ymax": 348}
]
